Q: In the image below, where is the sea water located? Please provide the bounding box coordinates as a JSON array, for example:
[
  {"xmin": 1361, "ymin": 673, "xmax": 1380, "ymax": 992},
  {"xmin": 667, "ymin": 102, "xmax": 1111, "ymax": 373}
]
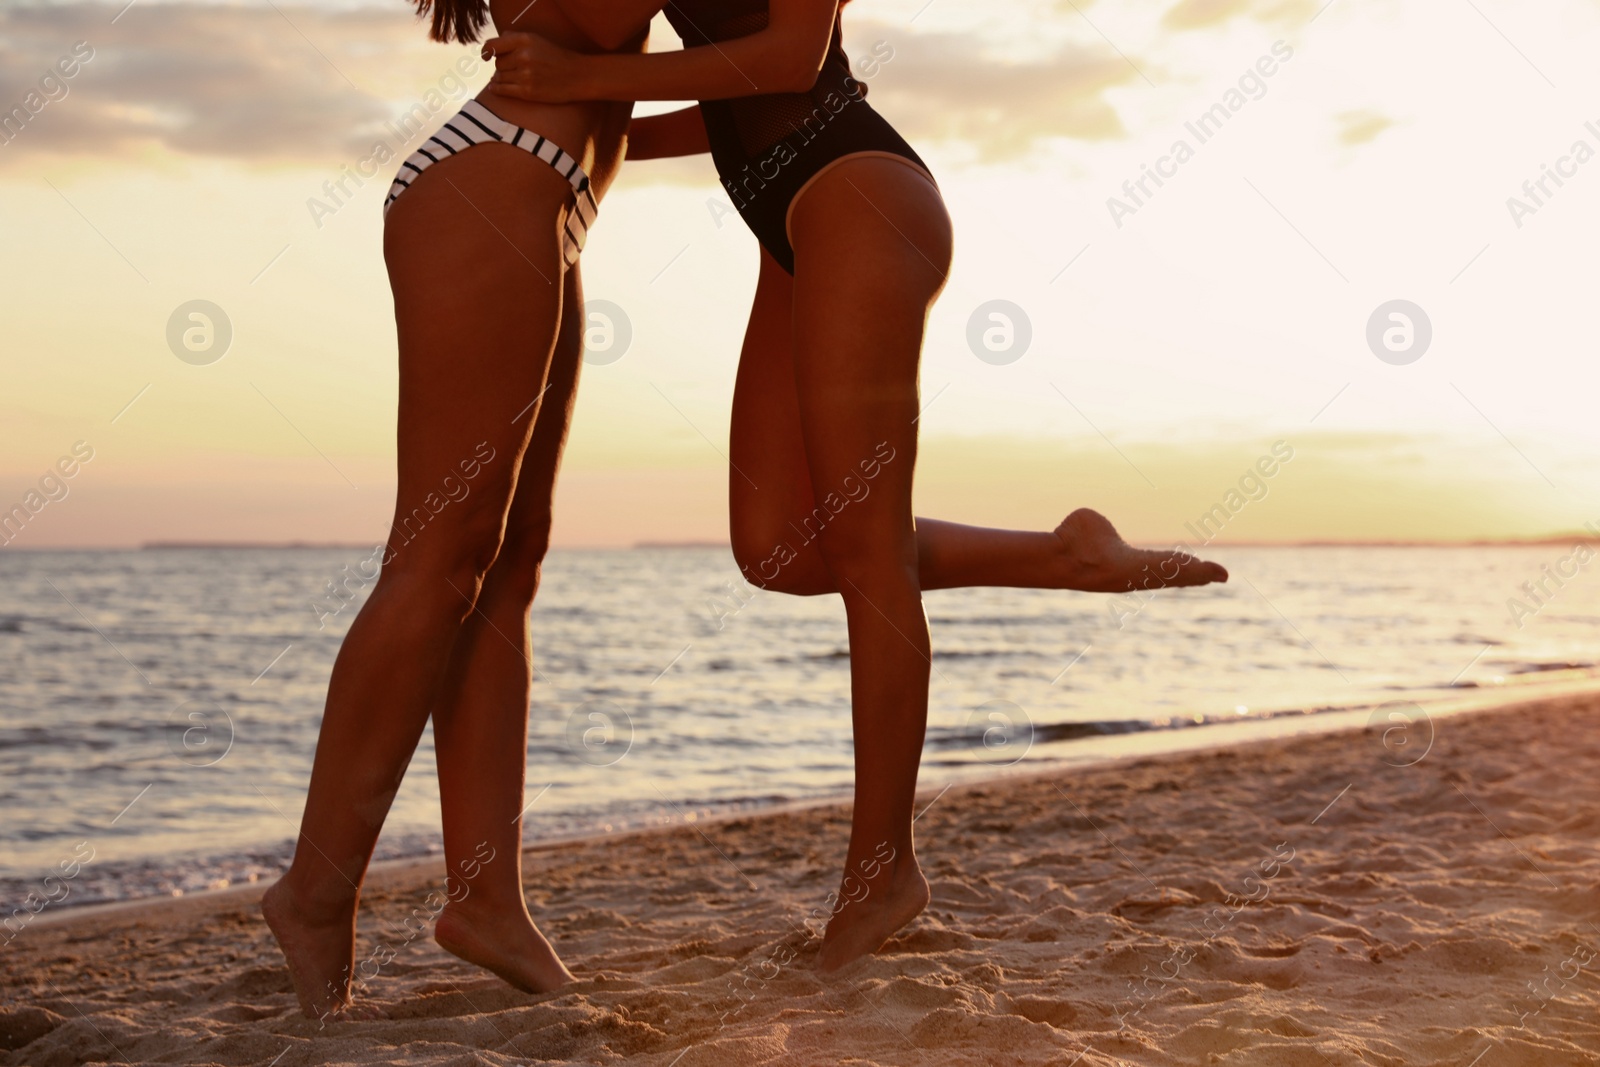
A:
[{"xmin": 1, "ymin": 544, "xmax": 1596, "ymax": 909}]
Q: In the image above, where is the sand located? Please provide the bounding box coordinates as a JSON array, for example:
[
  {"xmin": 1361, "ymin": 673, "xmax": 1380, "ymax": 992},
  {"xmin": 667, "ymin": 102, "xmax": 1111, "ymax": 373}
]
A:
[{"xmin": 5, "ymin": 691, "xmax": 1600, "ymax": 1066}]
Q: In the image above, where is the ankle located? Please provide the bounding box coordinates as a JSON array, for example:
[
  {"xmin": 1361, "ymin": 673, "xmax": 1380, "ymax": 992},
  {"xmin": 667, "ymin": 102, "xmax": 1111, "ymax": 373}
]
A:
[
  {"xmin": 840, "ymin": 840, "xmax": 916, "ymax": 894},
  {"xmin": 440, "ymin": 886, "xmax": 529, "ymax": 921},
  {"xmin": 886, "ymin": 852, "xmax": 925, "ymax": 891},
  {"xmin": 269, "ymin": 872, "xmax": 358, "ymax": 926}
]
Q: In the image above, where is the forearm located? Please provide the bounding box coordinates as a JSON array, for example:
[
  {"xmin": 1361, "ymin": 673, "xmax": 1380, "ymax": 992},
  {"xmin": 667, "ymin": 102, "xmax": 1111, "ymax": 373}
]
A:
[
  {"xmin": 569, "ymin": 43, "xmax": 796, "ymax": 101},
  {"xmin": 626, "ymin": 106, "xmax": 710, "ymax": 160},
  {"xmin": 568, "ymin": 1, "xmax": 838, "ymax": 102},
  {"xmin": 483, "ymin": 4, "xmax": 837, "ymax": 107}
]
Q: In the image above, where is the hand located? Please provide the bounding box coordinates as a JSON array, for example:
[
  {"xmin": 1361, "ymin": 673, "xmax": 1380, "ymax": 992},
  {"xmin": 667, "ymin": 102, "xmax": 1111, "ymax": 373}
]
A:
[{"xmin": 481, "ymin": 32, "xmax": 579, "ymax": 103}]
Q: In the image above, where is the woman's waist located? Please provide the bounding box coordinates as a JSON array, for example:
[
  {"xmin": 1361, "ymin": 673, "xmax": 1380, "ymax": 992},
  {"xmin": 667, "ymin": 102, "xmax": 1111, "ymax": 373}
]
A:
[
  {"xmin": 468, "ymin": 91, "xmax": 633, "ymax": 192},
  {"xmin": 705, "ymin": 91, "xmax": 915, "ymax": 170}
]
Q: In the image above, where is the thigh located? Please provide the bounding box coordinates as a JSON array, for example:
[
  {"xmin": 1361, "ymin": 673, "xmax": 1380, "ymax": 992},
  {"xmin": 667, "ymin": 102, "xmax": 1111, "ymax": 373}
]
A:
[
  {"xmin": 381, "ymin": 145, "xmax": 573, "ymax": 571},
  {"xmin": 494, "ymin": 262, "xmax": 585, "ymax": 581},
  {"xmin": 786, "ymin": 156, "xmax": 953, "ymax": 564},
  {"xmin": 728, "ymin": 251, "xmax": 818, "ymax": 555}
]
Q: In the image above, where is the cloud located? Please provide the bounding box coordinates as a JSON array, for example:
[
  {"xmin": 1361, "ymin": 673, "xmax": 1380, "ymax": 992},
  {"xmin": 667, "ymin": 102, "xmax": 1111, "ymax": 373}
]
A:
[
  {"xmin": 0, "ymin": 2, "xmax": 1142, "ymax": 172},
  {"xmin": 0, "ymin": 2, "xmax": 478, "ymax": 168},
  {"xmin": 1336, "ymin": 109, "xmax": 1394, "ymax": 146},
  {"xmin": 851, "ymin": 21, "xmax": 1140, "ymax": 156},
  {"xmin": 14, "ymin": 0, "xmax": 1358, "ymax": 175},
  {"xmin": 618, "ymin": 21, "xmax": 1145, "ymax": 188},
  {"xmin": 1160, "ymin": 0, "xmax": 1318, "ymax": 31}
]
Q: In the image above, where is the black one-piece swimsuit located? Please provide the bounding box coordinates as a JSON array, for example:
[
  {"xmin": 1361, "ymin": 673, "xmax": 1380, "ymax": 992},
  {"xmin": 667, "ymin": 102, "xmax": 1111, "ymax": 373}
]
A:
[{"xmin": 663, "ymin": 0, "xmax": 932, "ymax": 274}]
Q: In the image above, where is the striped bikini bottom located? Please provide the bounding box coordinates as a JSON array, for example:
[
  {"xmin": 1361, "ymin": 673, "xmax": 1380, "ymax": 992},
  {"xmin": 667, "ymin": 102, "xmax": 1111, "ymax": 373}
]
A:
[{"xmin": 383, "ymin": 100, "xmax": 599, "ymax": 266}]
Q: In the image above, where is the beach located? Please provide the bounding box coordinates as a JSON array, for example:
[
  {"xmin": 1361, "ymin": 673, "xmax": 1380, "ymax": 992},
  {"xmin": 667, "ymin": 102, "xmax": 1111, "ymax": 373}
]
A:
[
  {"xmin": 5, "ymin": 689, "xmax": 1598, "ymax": 1066},
  {"xmin": 4, "ymin": 0, "xmax": 1598, "ymax": 1062}
]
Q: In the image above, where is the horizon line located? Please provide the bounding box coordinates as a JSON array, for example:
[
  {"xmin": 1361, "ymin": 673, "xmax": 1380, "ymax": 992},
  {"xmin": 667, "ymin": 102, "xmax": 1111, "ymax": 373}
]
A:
[{"xmin": 2, "ymin": 535, "xmax": 1599, "ymax": 553}]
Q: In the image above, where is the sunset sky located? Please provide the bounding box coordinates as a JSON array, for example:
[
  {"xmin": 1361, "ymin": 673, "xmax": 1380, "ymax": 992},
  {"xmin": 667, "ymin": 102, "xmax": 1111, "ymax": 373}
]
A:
[{"xmin": 2, "ymin": 0, "xmax": 1598, "ymax": 548}]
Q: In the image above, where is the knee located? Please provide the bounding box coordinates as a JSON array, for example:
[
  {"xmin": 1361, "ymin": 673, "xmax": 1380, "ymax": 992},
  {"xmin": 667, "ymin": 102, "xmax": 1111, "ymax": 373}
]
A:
[
  {"xmin": 484, "ymin": 510, "xmax": 553, "ymax": 602},
  {"xmin": 380, "ymin": 512, "xmax": 508, "ymax": 619},
  {"xmin": 730, "ymin": 524, "xmax": 779, "ymax": 588},
  {"xmin": 731, "ymin": 529, "xmax": 832, "ymax": 597}
]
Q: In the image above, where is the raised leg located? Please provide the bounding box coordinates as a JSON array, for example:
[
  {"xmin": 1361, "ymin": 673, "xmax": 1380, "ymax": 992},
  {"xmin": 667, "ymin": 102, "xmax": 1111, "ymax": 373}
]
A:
[
  {"xmin": 427, "ymin": 265, "xmax": 588, "ymax": 994},
  {"xmin": 728, "ymin": 253, "xmax": 1227, "ymax": 597},
  {"xmin": 784, "ymin": 157, "xmax": 953, "ymax": 971},
  {"xmin": 261, "ymin": 143, "xmax": 573, "ymax": 1020}
]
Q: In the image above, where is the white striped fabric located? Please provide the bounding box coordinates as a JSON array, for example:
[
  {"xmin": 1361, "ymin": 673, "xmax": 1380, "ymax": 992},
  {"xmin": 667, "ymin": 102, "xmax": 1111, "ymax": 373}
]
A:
[{"xmin": 383, "ymin": 100, "xmax": 599, "ymax": 266}]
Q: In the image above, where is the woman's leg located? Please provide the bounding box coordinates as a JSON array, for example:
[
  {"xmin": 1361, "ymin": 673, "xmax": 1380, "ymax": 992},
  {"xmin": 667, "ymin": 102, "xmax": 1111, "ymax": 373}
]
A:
[
  {"xmin": 427, "ymin": 265, "xmax": 587, "ymax": 994},
  {"xmin": 728, "ymin": 254, "xmax": 1227, "ymax": 597},
  {"xmin": 783, "ymin": 157, "xmax": 953, "ymax": 972},
  {"xmin": 261, "ymin": 143, "xmax": 574, "ymax": 1020}
]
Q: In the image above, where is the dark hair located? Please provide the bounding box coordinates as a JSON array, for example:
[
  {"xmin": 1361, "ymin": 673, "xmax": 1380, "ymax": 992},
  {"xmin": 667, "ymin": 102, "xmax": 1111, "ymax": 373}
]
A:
[{"xmin": 414, "ymin": 0, "xmax": 489, "ymax": 44}]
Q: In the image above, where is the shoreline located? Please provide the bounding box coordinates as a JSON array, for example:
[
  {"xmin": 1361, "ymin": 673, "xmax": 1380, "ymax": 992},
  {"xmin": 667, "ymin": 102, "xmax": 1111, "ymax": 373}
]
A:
[
  {"xmin": 20, "ymin": 671, "xmax": 1600, "ymax": 929},
  {"xmin": 7, "ymin": 686, "xmax": 1600, "ymax": 1064}
]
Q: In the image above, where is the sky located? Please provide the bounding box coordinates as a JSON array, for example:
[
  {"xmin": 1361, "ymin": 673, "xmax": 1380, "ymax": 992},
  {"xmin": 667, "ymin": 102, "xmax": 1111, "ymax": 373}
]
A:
[{"xmin": 2, "ymin": 0, "xmax": 1599, "ymax": 549}]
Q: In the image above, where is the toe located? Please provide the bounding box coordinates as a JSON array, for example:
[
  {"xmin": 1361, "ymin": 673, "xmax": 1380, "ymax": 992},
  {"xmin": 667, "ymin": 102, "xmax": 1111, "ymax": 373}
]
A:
[{"xmin": 1166, "ymin": 553, "xmax": 1227, "ymax": 586}]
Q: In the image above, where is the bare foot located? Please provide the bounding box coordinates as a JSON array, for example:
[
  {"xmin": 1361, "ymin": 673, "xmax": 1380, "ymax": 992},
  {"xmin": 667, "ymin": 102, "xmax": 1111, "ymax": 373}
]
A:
[
  {"xmin": 434, "ymin": 900, "xmax": 574, "ymax": 994},
  {"xmin": 261, "ymin": 878, "xmax": 361, "ymax": 1021},
  {"xmin": 817, "ymin": 856, "xmax": 931, "ymax": 973},
  {"xmin": 1053, "ymin": 508, "xmax": 1227, "ymax": 592}
]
